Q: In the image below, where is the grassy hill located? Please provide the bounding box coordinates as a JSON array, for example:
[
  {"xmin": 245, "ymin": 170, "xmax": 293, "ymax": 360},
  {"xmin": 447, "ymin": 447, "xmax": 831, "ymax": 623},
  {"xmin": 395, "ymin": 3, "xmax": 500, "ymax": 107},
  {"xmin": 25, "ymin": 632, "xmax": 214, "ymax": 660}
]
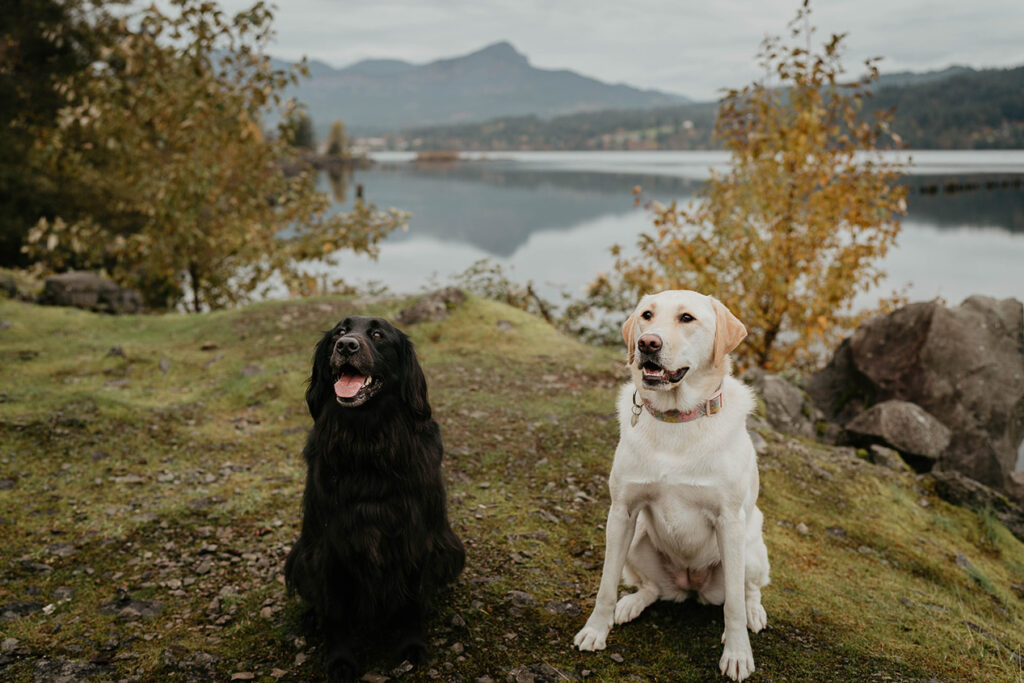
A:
[{"xmin": 1, "ymin": 294, "xmax": 1022, "ymax": 681}]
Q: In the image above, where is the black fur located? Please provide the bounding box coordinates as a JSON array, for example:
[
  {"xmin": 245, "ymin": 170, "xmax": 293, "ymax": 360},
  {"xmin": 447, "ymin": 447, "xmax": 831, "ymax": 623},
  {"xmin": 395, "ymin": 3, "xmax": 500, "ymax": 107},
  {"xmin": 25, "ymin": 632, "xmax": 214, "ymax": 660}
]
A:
[{"xmin": 284, "ymin": 316, "xmax": 465, "ymax": 681}]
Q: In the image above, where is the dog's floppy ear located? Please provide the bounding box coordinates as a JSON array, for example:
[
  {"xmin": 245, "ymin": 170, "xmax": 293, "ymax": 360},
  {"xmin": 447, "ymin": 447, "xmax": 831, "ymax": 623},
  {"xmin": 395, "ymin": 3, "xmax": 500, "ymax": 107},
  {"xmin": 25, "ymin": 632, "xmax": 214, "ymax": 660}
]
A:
[
  {"xmin": 711, "ymin": 297, "xmax": 747, "ymax": 368},
  {"xmin": 621, "ymin": 308, "xmax": 639, "ymax": 365},
  {"xmin": 399, "ymin": 332, "xmax": 431, "ymax": 420},
  {"xmin": 305, "ymin": 330, "xmax": 335, "ymax": 419}
]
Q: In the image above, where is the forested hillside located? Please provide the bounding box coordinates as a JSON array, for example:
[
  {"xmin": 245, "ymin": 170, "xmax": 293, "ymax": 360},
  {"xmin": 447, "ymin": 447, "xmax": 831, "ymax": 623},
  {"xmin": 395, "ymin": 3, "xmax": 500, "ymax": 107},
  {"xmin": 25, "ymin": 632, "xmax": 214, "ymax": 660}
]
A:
[
  {"xmin": 867, "ymin": 65, "xmax": 1024, "ymax": 148},
  {"xmin": 393, "ymin": 65, "xmax": 1024, "ymax": 150}
]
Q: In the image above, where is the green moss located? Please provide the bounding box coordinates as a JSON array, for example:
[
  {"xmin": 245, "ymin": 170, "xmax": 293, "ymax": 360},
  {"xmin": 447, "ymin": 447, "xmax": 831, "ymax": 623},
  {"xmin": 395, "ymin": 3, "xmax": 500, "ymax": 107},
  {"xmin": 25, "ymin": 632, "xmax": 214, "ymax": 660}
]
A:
[{"xmin": 753, "ymin": 396, "xmax": 768, "ymax": 420}]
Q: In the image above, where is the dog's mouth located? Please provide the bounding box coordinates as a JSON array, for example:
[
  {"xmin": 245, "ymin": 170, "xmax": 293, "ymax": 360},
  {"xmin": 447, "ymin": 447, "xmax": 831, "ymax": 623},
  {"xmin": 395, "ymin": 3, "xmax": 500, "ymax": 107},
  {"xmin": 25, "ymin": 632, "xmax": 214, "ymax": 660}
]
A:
[
  {"xmin": 641, "ymin": 361, "xmax": 688, "ymax": 386},
  {"xmin": 333, "ymin": 364, "xmax": 381, "ymax": 407}
]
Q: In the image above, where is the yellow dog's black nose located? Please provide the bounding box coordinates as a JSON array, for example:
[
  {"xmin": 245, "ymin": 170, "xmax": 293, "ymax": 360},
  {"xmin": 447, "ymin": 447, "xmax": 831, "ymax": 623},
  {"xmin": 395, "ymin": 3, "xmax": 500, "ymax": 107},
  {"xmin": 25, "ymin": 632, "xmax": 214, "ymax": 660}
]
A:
[{"xmin": 638, "ymin": 333, "xmax": 662, "ymax": 354}]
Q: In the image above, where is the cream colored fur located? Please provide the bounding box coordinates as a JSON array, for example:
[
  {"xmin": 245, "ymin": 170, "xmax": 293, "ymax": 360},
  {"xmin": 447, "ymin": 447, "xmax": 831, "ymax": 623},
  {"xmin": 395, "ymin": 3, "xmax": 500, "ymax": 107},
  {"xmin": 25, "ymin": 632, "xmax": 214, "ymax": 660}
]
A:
[{"xmin": 573, "ymin": 290, "xmax": 770, "ymax": 682}]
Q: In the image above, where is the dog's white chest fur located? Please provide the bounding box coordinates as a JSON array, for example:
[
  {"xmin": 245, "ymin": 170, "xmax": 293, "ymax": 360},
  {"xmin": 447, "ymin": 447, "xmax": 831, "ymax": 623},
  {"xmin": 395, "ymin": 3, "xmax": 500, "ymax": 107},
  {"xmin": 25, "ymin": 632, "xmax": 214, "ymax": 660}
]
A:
[
  {"xmin": 612, "ymin": 379, "xmax": 757, "ymax": 494},
  {"xmin": 611, "ymin": 379, "xmax": 757, "ymax": 564}
]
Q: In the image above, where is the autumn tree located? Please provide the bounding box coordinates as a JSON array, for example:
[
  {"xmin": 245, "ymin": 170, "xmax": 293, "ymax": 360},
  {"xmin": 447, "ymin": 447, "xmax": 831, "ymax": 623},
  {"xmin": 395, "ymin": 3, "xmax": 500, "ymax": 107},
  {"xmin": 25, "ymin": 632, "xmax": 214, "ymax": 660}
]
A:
[
  {"xmin": 326, "ymin": 120, "xmax": 348, "ymax": 156},
  {"xmin": 22, "ymin": 0, "xmax": 405, "ymax": 311},
  {"xmin": 594, "ymin": 1, "xmax": 907, "ymax": 370}
]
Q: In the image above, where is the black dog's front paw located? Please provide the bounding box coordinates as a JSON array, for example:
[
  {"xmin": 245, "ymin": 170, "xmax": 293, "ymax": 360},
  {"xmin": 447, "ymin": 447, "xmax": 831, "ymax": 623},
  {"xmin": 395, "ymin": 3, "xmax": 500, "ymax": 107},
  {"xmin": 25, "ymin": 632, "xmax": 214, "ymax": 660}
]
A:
[
  {"xmin": 396, "ymin": 638, "xmax": 427, "ymax": 667},
  {"xmin": 326, "ymin": 650, "xmax": 359, "ymax": 683}
]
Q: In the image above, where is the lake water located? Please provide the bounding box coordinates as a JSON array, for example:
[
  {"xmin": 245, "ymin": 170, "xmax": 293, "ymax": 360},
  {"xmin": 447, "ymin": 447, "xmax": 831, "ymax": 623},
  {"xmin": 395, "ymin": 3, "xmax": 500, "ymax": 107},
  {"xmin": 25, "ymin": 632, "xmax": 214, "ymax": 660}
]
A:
[{"xmin": 314, "ymin": 150, "xmax": 1024, "ymax": 309}]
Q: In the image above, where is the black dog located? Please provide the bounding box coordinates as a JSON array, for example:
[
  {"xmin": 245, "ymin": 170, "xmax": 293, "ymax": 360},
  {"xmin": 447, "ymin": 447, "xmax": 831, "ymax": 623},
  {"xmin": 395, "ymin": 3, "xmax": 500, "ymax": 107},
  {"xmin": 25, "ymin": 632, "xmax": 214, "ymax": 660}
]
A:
[{"xmin": 285, "ymin": 316, "xmax": 465, "ymax": 680}]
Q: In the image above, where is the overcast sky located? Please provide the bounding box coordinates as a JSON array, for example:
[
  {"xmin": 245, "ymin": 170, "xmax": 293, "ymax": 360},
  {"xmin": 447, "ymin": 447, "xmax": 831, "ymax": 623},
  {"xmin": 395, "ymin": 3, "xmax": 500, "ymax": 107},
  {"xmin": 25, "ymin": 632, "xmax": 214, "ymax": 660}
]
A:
[{"xmin": 210, "ymin": 0, "xmax": 1024, "ymax": 101}]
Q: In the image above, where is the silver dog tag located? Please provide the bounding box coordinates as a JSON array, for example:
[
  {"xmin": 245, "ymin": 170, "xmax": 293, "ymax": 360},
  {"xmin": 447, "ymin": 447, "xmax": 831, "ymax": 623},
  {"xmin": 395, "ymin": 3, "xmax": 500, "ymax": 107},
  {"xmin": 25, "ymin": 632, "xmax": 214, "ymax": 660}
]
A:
[{"xmin": 631, "ymin": 411, "xmax": 639, "ymax": 428}]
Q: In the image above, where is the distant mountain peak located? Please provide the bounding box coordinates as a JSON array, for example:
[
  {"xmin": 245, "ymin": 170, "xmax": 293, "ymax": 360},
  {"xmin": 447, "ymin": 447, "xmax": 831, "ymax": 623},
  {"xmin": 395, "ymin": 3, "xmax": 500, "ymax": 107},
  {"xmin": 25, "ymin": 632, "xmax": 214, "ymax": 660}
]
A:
[
  {"xmin": 464, "ymin": 40, "xmax": 529, "ymax": 65},
  {"xmin": 286, "ymin": 41, "xmax": 687, "ymax": 135}
]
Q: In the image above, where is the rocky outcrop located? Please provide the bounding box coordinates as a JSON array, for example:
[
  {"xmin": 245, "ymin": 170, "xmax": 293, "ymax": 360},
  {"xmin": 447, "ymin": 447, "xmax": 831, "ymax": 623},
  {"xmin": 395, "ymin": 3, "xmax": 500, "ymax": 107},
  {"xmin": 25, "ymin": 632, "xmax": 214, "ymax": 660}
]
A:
[
  {"xmin": 395, "ymin": 287, "xmax": 466, "ymax": 325},
  {"xmin": 807, "ymin": 296, "xmax": 1024, "ymax": 491},
  {"xmin": 743, "ymin": 369, "xmax": 822, "ymax": 440},
  {"xmin": 931, "ymin": 470, "xmax": 1024, "ymax": 540},
  {"xmin": 844, "ymin": 400, "xmax": 951, "ymax": 471},
  {"xmin": 39, "ymin": 271, "xmax": 143, "ymax": 314}
]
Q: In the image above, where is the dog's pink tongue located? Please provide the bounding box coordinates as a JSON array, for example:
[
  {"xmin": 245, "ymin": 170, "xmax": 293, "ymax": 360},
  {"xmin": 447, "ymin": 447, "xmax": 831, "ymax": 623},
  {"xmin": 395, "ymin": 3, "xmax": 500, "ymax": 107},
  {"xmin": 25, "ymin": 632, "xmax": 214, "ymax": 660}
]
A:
[{"xmin": 334, "ymin": 375, "xmax": 364, "ymax": 398}]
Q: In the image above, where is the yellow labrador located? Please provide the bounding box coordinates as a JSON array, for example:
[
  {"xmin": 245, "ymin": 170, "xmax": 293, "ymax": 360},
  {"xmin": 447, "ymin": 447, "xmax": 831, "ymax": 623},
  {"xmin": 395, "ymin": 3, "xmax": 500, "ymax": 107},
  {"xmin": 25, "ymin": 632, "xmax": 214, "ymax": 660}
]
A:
[{"xmin": 574, "ymin": 290, "xmax": 770, "ymax": 681}]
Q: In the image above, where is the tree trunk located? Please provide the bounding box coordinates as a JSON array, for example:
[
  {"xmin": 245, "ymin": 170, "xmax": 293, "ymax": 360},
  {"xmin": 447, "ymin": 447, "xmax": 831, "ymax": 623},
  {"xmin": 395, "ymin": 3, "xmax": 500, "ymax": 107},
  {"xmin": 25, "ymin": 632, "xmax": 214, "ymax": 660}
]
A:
[{"xmin": 188, "ymin": 262, "xmax": 202, "ymax": 313}]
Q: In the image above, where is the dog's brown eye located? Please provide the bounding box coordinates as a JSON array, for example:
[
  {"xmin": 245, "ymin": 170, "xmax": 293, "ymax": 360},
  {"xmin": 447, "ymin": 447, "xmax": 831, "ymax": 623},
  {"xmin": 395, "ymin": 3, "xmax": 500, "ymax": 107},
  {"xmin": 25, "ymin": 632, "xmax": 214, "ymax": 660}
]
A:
[
  {"xmin": 641, "ymin": 311, "xmax": 653, "ymax": 321},
  {"xmin": 370, "ymin": 329, "xmax": 383, "ymax": 340},
  {"xmin": 679, "ymin": 313, "xmax": 695, "ymax": 323}
]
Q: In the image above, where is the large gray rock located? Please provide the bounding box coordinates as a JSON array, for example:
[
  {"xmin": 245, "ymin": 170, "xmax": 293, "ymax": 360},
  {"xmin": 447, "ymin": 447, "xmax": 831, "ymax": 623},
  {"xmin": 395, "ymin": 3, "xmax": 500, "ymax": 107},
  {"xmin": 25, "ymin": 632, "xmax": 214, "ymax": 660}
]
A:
[
  {"xmin": 807, "ymin": 296, "xmax": 1024, "ymax": 490},
  {"xmin": 743, "ymin": 369, "xmax": 820, "ymax": 439},
  {"xmin": 845, "ymin": 400, "xmax": 952, "ymax": 469},
  {"xmin": 39, "ymin": 271, "xmax": 142, "ymax": 314}
]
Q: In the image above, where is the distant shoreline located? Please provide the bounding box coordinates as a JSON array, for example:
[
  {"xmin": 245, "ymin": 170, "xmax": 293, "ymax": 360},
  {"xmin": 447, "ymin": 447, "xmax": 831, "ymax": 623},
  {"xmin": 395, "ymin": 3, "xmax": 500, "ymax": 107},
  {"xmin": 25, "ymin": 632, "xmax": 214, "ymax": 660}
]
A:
[{"xmin": 365, "ymin": 149, "xmax": 1024, "ymax": 178}]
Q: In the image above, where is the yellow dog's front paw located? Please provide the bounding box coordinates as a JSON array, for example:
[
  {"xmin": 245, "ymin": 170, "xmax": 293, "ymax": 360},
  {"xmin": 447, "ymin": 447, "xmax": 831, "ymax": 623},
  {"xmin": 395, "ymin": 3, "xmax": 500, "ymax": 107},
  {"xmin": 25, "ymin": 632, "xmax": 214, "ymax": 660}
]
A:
[
  {"xmin": 746, "ymin": 601, "xmax": 767, "ymax": 633},
  {"xmin": 614, "ymin": 592, "xmax": 650, "ymax": 624},
  {"xmin": 719, "ymin": 643, "xmax": 755, "ymax": 681},
  {"xmin": 573, "ymin": 622, "xmax": 610, "ymax": 651}
]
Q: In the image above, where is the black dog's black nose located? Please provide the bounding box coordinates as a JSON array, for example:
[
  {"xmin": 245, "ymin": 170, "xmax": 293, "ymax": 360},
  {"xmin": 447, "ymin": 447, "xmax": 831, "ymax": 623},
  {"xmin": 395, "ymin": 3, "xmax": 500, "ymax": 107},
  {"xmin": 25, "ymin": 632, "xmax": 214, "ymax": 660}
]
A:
[
  {"xmin": 337, "ymin": 336, "xmax": 360, "ymax": 354},
  {"xmin": 638, "ymin": 333, "xmax": 662, "ymax": 354}
]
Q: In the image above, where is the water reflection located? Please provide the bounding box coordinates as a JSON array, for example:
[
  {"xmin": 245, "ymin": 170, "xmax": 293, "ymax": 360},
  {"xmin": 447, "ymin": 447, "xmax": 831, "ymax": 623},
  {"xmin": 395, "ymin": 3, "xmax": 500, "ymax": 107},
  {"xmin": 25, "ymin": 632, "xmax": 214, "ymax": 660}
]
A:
[
  {"xmin": 321, "ymin": 163, "xmax": 704, "ymax": 256},
  {"xmin": 326, "ymin": 167, "xmax": 350, "ymax": 203},
  {"xmin": 324, "ymin": 164, "xmax": 1024, "ymax": 254},
  {"xmin": 903, "ymin": 175, "xmax": 1024, "ymax": 232},
  {"xmin": 314, "ymin": 155, "xmax": 1024, "ymax": 304}
]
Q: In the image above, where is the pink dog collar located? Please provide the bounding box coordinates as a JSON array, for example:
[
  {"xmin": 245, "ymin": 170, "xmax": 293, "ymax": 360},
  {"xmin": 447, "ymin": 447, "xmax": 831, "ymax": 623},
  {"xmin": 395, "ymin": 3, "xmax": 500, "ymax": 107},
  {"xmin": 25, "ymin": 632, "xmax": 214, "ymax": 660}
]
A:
[{"xmin": 633, "ymin": 384, "xmax": 724, "ymax": 424}]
